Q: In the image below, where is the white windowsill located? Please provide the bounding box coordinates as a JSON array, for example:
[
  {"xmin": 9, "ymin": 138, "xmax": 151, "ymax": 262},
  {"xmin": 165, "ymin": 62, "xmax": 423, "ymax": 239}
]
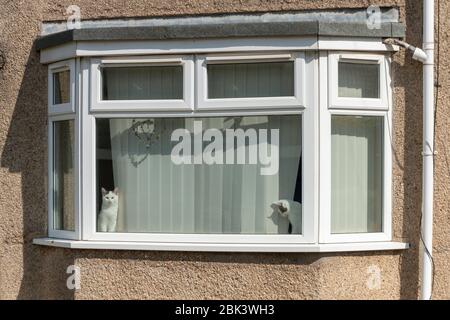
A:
[{"xmin": 33, "ymin": 238, "xmax": 409, "ymax": 253}]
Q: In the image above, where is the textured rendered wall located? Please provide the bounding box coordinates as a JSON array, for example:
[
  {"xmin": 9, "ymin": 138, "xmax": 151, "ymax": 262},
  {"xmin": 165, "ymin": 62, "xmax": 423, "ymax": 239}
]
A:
[{"xmin": 0, "ymin": 0, "xmax": 448, "ymax": 300}]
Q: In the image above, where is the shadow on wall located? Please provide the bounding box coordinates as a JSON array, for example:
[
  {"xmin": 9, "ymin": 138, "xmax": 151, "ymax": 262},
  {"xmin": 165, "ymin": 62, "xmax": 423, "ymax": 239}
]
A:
[{"xmin": 0, "ymin": 42, "xmax": 75, "ymax": 299}]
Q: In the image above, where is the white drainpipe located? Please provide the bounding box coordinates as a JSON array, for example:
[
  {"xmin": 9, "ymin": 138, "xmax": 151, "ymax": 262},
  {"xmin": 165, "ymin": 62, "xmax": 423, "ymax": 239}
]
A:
[
  {"xmin": 420, "ymin": 0, "xmax": 435, "ymax": 300},
  {"xmin": 383, "ymin": 0, "xmax": 435, "ymax": 300}
]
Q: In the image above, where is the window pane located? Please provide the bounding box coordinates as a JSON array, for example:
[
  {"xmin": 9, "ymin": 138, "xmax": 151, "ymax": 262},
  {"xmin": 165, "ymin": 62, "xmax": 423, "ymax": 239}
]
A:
[
  {"xmin": 331, "ymin": 116, "xmax": 383, "ymax": 234},
  {"xmin": 102, "ymin": 66, "xmax": 183, "ymax": 100},
  {"xmin": 53, "ymin": 120, "xmax": 75, "ymax": 231},
  {"xmin": 207, "ymin": 61, "xmax": 294, "ymax": 98},
  {"xmin": 53, "ymin": 70, "xmax": 70, "ymax": 104},
  {"xmin": 338, "ymin": 62, "xmax": 379, "ymax": 98},
  {"xmin": 96, "ymin": 115, "xmax": 302, "ymax": 234}
]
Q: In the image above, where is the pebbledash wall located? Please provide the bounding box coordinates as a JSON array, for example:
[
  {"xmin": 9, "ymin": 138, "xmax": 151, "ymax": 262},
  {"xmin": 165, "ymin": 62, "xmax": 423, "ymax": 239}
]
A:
[{"xmin": 0, "ymin": 0, "xmax": 448, "ymax": 300}]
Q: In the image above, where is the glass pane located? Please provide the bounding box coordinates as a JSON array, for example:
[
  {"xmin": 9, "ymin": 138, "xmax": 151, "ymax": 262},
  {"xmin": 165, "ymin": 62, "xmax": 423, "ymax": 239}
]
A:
[
  {"xmin": 331, "ymin": 116, "xmax": 383, "ymax": 234},
  {"xmin": 208, "ymin": 61, "xmax": 294, "ymax": 98},
  {"xmin": 53, "ymin": 120, "xmax": 75, "ymax": 231},
  {"xmin": 338, "ymin": 62, "xmax": 379, "ymax": 98},
  {"xmin": 102, "ymin": 65, "xmax": 183, "ymax": 100},
  {"xmin": 96, "ymin": 115, "xmax": 302, "ymax": 234},
  {"xmin": 53, "ymin": 70, "xmax": 70, "ymax": 104}
]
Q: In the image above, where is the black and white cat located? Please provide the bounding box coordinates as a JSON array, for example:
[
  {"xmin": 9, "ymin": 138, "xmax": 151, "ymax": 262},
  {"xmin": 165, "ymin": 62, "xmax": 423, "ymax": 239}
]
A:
[{"xmin": 98, "ymin": 187, "xmax": 119, "ymax": 232}]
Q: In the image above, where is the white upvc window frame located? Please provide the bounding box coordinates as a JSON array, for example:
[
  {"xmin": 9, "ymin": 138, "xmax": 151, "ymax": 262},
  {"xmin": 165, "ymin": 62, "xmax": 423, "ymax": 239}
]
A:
[
  {"xmin": 48, "ymin": 59, "xmax": 76, "ymax": 115},
  {"xmin": 90, "ymin": 55, "xmax": 194, "ymax": 112},
  {"xmin": 319, "ymin": 51, "xmax": 392, "ymax": 243},
  {"xmin": 42, "ymin": 38, "xmax": 399, "ymax": 252},
  {"xmin": 48, "ymin": 58, "xmax": 81, "ymax": 240},
  {"xmin": 196, "ymin": 52, "xmax": 305, "ymax": 110},
  {"xmin": 328, "ymin": 52, "xmax": 389, "ymax": 110},
  {"xmin": 80, "ymin": 51, "xmax": 317, "ymax": 245}
]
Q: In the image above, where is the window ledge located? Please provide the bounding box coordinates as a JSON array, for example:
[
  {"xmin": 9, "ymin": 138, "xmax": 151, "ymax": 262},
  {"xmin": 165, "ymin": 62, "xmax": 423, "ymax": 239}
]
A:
[{"xmin": 33, "ymin": 238, "xmax": 409, "ymax": 253}]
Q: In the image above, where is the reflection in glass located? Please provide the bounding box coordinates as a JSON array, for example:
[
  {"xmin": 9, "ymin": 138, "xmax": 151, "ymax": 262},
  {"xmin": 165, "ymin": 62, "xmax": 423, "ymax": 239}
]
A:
[
  {"xmin": 53, "ymin": 120, "xmax": 75, "ymax": 231},
  {"xmin": 53, "ymin": 70, "xmax": 70, "ymax": 104}
]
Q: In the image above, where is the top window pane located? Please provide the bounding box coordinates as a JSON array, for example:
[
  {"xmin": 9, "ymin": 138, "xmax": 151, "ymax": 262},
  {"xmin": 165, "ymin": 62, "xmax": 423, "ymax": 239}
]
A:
[
  {"xmin": 101, "ymin": 65, "xmax": 183, "ymax": 100},
  {"xmin": 338, "ymin": 62, "xmax": 379, "ymax": 98},
  {"xmin": 53, "ymin": 70, "xmax": 70, "ymax": 105},
  {"xmin": 207, "ymin": 61, "xmax": 294, "ymax": 99}
]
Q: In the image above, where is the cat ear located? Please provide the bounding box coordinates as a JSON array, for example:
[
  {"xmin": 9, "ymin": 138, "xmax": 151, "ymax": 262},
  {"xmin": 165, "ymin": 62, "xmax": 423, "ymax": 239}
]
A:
[
  {"xmin": 270, "ymin": 201, "xmax": 281, "ymax": 211},
  {"xmin": 101, "ymin": 187, "xmax": 107, "ymax": 196},
  {"xmin": 271, "ymin": 201, "xmax": 282, "ymax": 208},
  {"xmin": 113, "ymin": 187, "xmax": 119, "ymax": 195}
]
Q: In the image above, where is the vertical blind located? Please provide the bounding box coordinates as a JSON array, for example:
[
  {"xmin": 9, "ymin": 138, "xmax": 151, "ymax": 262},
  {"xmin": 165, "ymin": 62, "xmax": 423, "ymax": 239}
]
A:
[
  {"xmin": 104, "ymin": 116, "xmax": 302, "ymax": 234},
  {"xmin": 207, "ymin": 61, "xmax": 294, "ymax": 98},
  {"xmin": 338, "ymin": 62, "xmax": 379, "ymax": 98},
  {"xmin": 102, "ymin": 65, "xmax": 183, "ymax": 100},
  {"xmin": 331, "ymin": 116, "xmax": 383, "ymax": 234}
]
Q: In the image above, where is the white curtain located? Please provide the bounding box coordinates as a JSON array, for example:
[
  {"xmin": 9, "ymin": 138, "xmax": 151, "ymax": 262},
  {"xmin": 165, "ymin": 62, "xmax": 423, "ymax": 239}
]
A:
[
  {"xmin": 331, "ymin": 116, "xmax": 383, "ymax": 234},
  {"xmin": 109, "ymin": 116, "xmax": 302, "ymax": 234},
  {"xmin": 338, "ymin": 62, "xmax": 379, "ymax": 98}
]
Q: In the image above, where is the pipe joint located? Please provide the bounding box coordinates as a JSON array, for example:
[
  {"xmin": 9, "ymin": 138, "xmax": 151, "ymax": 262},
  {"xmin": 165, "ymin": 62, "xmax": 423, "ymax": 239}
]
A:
[
  {"xmin": 423, "ymin": 42, "xmax": 435, "ymax": 50},
  {"xmin": 421, "ymin": 151, "xmax": 437, "ymax": 157},
  {"xmin": 383, "ymin": 38, "xmax": 430, "ymax": 64},
  {"xmin": 412, "ymin": 48, "xmax": 428, "ymax": 63}
]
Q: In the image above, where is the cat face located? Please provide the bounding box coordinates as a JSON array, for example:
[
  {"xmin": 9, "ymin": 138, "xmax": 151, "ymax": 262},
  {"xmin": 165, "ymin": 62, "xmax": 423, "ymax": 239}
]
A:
[
  {"xmin": 271, "ymin": 201, "xmax": 289, "ymax": 217},
  {"xmin": 101, "ymin": 187, "xmax": 119, "ymax": 206}
]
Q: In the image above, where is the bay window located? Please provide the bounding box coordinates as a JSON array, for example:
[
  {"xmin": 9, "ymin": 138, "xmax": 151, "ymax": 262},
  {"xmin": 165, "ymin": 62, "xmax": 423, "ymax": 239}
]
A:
[{"xmin": 42, "ymin": 39, "xmax": 397, "ymax": 251}]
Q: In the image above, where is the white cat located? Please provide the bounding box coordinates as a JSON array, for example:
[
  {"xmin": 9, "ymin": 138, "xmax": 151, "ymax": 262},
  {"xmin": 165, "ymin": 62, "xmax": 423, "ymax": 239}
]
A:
[
  {"xmin": 98, "ymin": 187, "xmax": 119, "ymax": 232},
  {"xmin": 271, "ymin": 200, "xmax": 302, "ymax": 234}
]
